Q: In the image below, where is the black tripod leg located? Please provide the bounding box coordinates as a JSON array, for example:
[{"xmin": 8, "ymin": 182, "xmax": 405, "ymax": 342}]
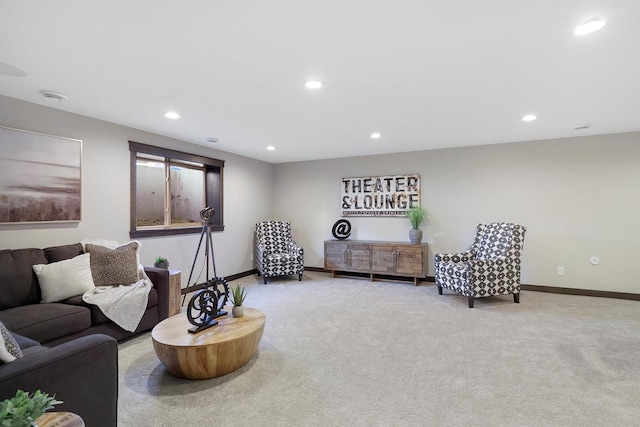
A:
[{"xmin": 182, "ymin": 226, "xmax": 207, "ymax": 306}]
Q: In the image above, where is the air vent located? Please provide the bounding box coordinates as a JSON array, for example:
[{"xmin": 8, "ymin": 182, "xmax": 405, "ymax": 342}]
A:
[
  {"xmin": 39, "ymin": 90, "xmax": 68, "ymax": 102},
  {"xmin": 206, "ymin": 138, "xmax": 220, "ymax": 144},
  {"xmin": 574, "ymin": 124, "xmax": 591, "ymax": 131}
]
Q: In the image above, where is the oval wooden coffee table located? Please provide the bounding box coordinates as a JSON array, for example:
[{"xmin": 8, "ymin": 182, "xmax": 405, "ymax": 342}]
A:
[{"xmin": 151, "ymin": 307, "xmax": 265, "ymax": 379}]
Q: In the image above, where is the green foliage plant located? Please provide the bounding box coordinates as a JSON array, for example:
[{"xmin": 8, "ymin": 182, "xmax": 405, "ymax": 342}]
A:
[
  {"xmin": 407, "ymin": 206, "xmax": 428, "ymax": 229},
  {"xmin": 0, "ymin": 390, "xmax": 62, "ymax": 427},
  {"xmin": 154, "ymin": 256, "xmax": 169, "ymax": 267},
  {"xmin": 230, "ymin": 284, "xmax": 247, "ymax": 307}
]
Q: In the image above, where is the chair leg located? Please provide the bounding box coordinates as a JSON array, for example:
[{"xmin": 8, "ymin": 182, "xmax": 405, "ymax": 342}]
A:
[
  {"xmin": 298, "ymin": 273, "xmax": 302, "ymax": 281},
  {"xmin": 468, "ymin": 296, "xmax": 474, "ymax": 308},
  {"xmin": 514, "ymin": 293, "xmax": 520, "ymax": 304},
  {"xmin": 263, "ymin": 276, "xmax": 268, "ymax": 285},
  {"xmin": 437, "ymin": 285, "xmax": 443, "ymax": 295}
]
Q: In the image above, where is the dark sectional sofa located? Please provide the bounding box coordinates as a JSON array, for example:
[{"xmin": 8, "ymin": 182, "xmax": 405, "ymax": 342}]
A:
[{"xmin": 0, "ymin": 242, "xmax": 171, "ymax": 427}]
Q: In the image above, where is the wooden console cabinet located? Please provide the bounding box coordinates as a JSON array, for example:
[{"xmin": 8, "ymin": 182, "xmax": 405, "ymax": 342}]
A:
[{"xmin": 324, "ymin": 240, "xmax": 428, "ymax": 285}]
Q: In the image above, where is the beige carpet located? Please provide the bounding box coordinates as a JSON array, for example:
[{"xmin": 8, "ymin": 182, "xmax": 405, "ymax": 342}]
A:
[{"xmin": 117, "ymin": 272, "xmax": 640, "ymax": 426}]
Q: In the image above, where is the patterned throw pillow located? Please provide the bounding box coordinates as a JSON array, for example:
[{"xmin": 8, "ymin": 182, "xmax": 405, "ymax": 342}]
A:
[
  {"xmin": 0, "ymin": 321, "xmax": 22, "ymax": 364},
  {"xmin": 86, "ymin": 242, "xmax": 140, "ymax": 286}
]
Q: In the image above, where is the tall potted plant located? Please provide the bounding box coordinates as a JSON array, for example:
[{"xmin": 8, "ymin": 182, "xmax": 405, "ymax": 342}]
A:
[{"xmin": 407, "ymin": 206, "xmax": 427, "ymax": 244}]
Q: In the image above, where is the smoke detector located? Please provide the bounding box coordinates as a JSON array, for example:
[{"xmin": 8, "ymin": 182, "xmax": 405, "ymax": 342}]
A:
[{"xmin": 39, "ymin": 90, "xmax": 68, "ymax": 102}]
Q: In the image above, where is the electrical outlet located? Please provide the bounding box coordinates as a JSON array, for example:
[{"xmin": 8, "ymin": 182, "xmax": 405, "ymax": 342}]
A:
[{"xmin": 557, "ymin": 266, "xmax": 565, "ymax": 276}]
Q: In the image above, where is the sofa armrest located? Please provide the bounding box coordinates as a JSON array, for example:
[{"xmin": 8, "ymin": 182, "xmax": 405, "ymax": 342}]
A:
[
  {"xmin": 0, "ymin": 334, "xmax": 118, "ymax": 427},
  {"xmin": 145, "ymin": 267, "xmax": 170, "ymax": 322}
]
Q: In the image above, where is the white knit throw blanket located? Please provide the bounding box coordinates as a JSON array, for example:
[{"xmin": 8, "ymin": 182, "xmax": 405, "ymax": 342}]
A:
[{"xmin": 82, "ymin": 276, "xmax": 152, "ymax": 332}]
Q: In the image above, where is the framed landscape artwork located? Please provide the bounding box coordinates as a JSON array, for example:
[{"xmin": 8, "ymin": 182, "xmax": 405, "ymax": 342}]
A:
[{"xmin": 0, "ymin": 126, "xmax": 82, "ymax": 223}]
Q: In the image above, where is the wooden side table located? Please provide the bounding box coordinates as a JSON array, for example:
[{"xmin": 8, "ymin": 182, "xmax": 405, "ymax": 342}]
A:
[
  {"xmin": 36, "ymin": 412, "xmax": 84, "ymax": 427},
  {"xmin": 168, "ymin": 269, "xmax": 182, "ymax": 316}
]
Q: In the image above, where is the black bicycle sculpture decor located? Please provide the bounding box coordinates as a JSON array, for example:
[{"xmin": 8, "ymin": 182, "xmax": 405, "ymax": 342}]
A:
[{"xmin": 184, "ymin": 207, "xmax": 229, "ymax": 333}]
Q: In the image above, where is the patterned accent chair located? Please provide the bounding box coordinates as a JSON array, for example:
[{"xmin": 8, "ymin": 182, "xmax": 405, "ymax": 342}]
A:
[
  {"xmin": 434, "ymin": 223, "xmax": 526, "ymax": 308},
  {"xmin": 255, "ymin": 221, "xmax": 304, "ymax": 284}
]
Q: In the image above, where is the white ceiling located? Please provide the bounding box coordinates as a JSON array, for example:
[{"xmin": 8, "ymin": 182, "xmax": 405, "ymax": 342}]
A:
[{"xmin": 1, "ymin": 1, "xmax": 639, "ymax": 164}]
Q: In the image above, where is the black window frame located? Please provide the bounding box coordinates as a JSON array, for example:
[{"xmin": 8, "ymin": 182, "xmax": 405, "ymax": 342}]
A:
[{"xmin": 129, "ymin": 141, "xmax": 224, "ymax": 238}]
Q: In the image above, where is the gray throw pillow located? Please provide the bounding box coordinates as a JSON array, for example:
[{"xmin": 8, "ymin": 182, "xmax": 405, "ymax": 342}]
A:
[{"xmin": 86, "ymin": 242, "xmax": 140, "ymax": 286}]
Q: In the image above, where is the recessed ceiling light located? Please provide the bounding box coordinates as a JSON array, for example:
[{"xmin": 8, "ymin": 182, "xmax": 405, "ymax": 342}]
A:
[
  {"xmin": 39, "ymin": 90, "xmax": 67, "ymax": 102},
  {"xmin": 575, "ymin": 19, "xmax": 606, "ymax": 36},
  {"xmin": 266, "ymin": 146, "xmax": 276, "ymax": 151},
  {"xmin": 305, "ymin": 80, "xmax": 322, "ymax": 89},
  {"xmin": 370, "ymin": 132, "xmax": 382, "ymax": 139},
  {"xmin": 164, "ymin": 111, "xmax": 181, "ymax": 119},
  {"xmin": 522, "ymin": 114, "xmax": 537, "ymax": 122}
]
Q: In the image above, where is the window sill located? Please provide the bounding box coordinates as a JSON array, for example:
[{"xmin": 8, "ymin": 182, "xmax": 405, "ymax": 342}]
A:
[{"xmin": 130, "ymin": 225, "xmax": 224, "ymax": 238}]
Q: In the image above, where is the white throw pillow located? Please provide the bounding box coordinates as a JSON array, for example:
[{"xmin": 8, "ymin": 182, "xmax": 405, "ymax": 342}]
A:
[{"xmin": 33, "ymin": 253, "xmax": 96, "ymax": 303}]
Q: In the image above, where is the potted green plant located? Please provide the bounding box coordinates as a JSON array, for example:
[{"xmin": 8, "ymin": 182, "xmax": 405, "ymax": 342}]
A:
[
  {"xmin": 407, "ymin": 206, "xmax": 428, "ymax": 244},
  {"xmin": 229, "ymin": 284, "xmax": 247, "ymax": 318},
  {"xmin": 154, "ymin": 256, "xmax": 169, "ymax": 269},
  {"xmin": 0, "ymin": 390, "xmax": 62, "ymax": 427}
]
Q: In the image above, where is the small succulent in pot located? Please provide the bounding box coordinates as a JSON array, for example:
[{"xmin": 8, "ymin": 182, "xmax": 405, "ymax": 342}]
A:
[
  {"xmin": 230, "ymin": 284, "xmax": 247, "ymax": 318},
  {"xmin": 154, "ymin": 256, "xmax": 169, "ymax": 269}
]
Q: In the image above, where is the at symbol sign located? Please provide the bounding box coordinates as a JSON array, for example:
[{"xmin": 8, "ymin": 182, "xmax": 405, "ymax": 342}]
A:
[{"xmin": 332, "ymin": 219, "xmax": 351, "ymax": 240}]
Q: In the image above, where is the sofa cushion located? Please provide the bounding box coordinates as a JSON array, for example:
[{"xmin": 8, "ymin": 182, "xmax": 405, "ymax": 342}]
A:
[
  {"xmin": 0, "ymin": 248, "xmax": 47, "ymax": 310},
  {"xmin": 32, "ymin": 253, "xmax": 95, "ymax": 303},
  {"xmin": 63, "ymin": 287, "xmax": 158, "ymax": 325},
  {"xmin": 44, "ymin": 243, "xmax": 85, "ymax": 263},
  {"xmin": 0, "ymin": 304, "xmax": 91, "ymax": 344}
]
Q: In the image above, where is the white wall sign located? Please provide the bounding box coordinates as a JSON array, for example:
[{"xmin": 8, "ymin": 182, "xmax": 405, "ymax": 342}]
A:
[{"xmin": 341, "ymin": 174, "xmax": 420, "ymax": 217}]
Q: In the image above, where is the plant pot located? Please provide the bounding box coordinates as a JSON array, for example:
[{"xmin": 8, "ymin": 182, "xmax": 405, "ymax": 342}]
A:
[
  {"xmin": 409, "ymin": 229, "xmax": 423, "ymax": 244},
  {"xmin": 154, "ymin": 262, "xmax": 168, "ymax": 269},
  {"xmin": 232, "ymin": 306, "xmax": 245, "ymax": 318}
]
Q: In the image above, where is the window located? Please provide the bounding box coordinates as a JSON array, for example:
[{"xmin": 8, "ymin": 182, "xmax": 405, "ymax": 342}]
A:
[{"xmin": 129, "ymin": 141, "xmax": 224, "ymax": 238}]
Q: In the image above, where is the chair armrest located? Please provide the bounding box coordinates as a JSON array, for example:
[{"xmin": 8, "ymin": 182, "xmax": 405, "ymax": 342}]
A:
[
  {"xmin": 289, "ymin": 240, "xmax": 303, "ymax": 256},
  {"xmin": 0, "ymin": 334, "xmax": 118, "ymax": 427},
  {"xmin": 434, "ymin": 250, "xmax": 475, "ymax": 263},
  {"xmin": 256, "ymin": 242, "xmax": 266, "ymax": 257},
  {"xmin": 468, "ymin": 256, "xmax": 519, "ymax": 272},
  {"xmin": 145, "ymin": 267, "xmax": 170, "ymax": 322}
]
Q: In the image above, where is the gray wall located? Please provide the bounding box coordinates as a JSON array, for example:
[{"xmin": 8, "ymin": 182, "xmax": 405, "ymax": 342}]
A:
[
  {"xmin": 2, "ymin": 94, "xmax": 639, "ymax": 294},
  {"xmin": 273, "ymin": 132, "xmax": 640, "ymax": 293},
  {"xmin": 0, "ymin": 95, "xmax": 274, "ymax": 288}
]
